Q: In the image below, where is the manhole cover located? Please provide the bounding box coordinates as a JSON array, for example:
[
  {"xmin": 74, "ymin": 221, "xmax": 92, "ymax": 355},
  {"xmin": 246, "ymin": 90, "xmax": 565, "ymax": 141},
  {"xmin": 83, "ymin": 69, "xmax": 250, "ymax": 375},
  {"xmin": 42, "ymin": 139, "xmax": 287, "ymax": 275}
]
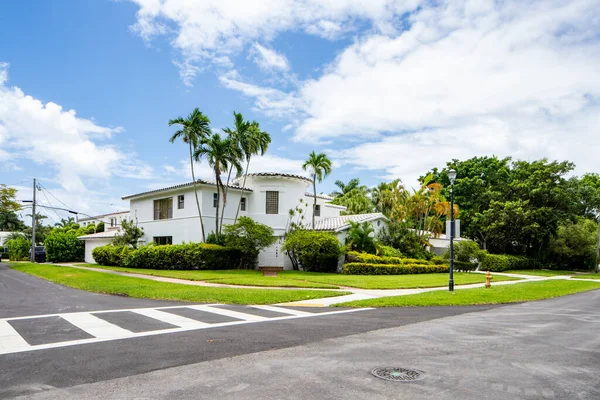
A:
[{"xmin": 371, "ymin": 367, "xmax": 425, "ymax": 382}]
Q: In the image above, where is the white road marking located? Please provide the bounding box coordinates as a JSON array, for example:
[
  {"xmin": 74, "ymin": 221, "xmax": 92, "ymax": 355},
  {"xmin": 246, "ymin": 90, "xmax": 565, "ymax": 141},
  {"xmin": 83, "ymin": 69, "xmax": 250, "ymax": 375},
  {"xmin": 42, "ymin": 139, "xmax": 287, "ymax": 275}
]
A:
[
  {"xmin": 60, "ymin": 313, "xmax": 134, "ymax": 339},
  {"xmin": 250, "ymin": 305, "xmax": 312, "ymax": 316},
  {"xmin": 187, "ymin": 305, "xmax": 268, "ymax": 321},
  {"xmin": 0, "ymin": 306, "xmax": 371, "ymax": 355},
  {"xmin": 0, "ymin": 320, "xmax": 30, "ymax": 350},
  {"xmin": 131, "ymin": 309, "xmax": 210, "ymax": 329}
]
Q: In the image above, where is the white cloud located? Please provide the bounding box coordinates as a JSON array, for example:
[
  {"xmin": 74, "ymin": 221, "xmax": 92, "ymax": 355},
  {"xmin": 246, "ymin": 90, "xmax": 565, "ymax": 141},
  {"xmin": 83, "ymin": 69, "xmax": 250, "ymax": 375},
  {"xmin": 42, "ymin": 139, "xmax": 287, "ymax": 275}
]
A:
[
  {"xmin": 127, "ymin": 0, "xmax": 422, "ymax": 85},
  {"xmin": 249, "ymin": 43, "xmax": 290, "ymax": 72},
  {"xmin": 0, "ymin": 63, "xmax": 153, "ymax": 193},
  {"xmin": 221, "ymin": 0, "xmax": 600, "ymax": 183}
]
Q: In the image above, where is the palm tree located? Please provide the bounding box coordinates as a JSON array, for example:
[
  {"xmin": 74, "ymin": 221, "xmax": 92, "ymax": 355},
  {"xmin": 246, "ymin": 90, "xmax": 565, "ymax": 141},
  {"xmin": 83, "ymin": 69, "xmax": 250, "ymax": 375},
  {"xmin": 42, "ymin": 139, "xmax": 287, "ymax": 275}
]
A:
[
  {"xmin": 169, "ymin": 108, "xmax": 211, "ymax": 242},
  {"xmin": 54, "ymin": 217, "xmax": 75, "ymax": 227},
  {"xmin": 233, "ymin": 121, "xmax": 271, "ymax": 225},
  {"xmin": 0, "ymin": 211, "xmax": 25, "ymax": 231},
  {"xmin": 220, "ymin": 112, "xmax": 250, "ymax": 230},
  {"xmin": 330, "ymin": 178, "xmax": 361, "ymax": 198},
  {"xmin": 194, "ymin": 133, "xmax": 242, "ymax": 235},
  {"xmin": 302, "ymin": 151, "xmax": 332, "ymax": 229}
]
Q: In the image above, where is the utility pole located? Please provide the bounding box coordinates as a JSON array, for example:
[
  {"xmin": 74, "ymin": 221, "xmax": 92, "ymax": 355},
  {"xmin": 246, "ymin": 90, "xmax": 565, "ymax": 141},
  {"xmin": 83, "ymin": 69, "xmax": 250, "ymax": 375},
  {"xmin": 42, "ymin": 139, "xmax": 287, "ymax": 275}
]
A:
[{"xmin": 31, "ymin": 178, "xmax": 37, "ymax": 263}]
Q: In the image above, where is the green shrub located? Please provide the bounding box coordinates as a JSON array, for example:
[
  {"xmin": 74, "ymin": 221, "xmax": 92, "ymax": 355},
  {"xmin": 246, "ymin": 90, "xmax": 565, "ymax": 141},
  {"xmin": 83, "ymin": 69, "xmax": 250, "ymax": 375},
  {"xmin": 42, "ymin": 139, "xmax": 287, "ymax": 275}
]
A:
[
  {"xmin": 443, "ymin": 240, "xmax": 481, "ymax": 263},
  {"xmin": 92, "ymin": 245, "xmax": 133, "ymax": 266},
  {"xmin": 378, "ymin": 245, "xmax": 404, "ymax": 258},
  {"xmin": 92, "ymin": 243, "xmax": 243, "ymax": 270},
  {"xmin": 453, "ymin": 260, "xmax": 477, "ymax": 272},
  {"xmin": 431, "ymin": 256, "xmax": 446, "ymax": 265},
  {"xmin": 7, "ymin": 237, "xmax": 30, "ymax": 261},
  {"xmin": 480, "ymin": 253, "xmax": 537, "ymax": 272},
  {"xmin": 283, "ymin": 230, "xmax": 344, "ymax": 272},
  {"xmin": 224, "ymin": 217, "xmax": 276, "ymax": 269},
  {"xmin": 346, "ymin": 251, "xmax": 433, "ymax": 266},
  {"xmin": 346, "ymin": 221, "xmax": 377, "ymax": 254},
  {"xmin": 343, "ymin": 262, "xmax": 448, "ymax": 275},
  {"xmin": 45, "ymin": 231, "xmax": 84, "ymax": 262},
  {"xmin": 206, "ymin": 232, "xmax": 227, "ymax": 246}
]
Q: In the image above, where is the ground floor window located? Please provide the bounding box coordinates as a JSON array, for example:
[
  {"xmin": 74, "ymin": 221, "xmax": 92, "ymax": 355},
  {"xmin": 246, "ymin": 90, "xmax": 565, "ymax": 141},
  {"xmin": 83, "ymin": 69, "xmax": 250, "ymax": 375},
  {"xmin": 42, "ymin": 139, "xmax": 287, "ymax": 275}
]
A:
[
  {"xmin": 153, "ymin": 236, "xmax": 173, "ymax": 245},
  {"xmin": 241, "ymin": 197, "xmax": 247, "ymax": 211}
]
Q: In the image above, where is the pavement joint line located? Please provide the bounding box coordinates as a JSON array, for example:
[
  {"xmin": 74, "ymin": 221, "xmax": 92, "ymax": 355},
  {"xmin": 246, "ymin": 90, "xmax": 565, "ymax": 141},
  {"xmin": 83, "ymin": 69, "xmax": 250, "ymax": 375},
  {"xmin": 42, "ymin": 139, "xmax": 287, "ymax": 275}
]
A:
[{"xmin": 0, "ymin": 307, "xmax": 371, "ymax": 356}]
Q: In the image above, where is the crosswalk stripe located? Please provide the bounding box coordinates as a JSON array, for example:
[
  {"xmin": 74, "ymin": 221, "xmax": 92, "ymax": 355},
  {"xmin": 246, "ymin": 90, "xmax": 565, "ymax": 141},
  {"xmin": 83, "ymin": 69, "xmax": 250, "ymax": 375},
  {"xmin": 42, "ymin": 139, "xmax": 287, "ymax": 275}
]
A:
[
  {"xmin": 131, "ymin": 309, "xmax": 210, "ymax": 329},
  {"xmin": 60, "ymin": 313, "xmax": 134, "ymax": 339},
  {"xmin": 186, "ymin": 305, "xmax": 268, "ymax": 321},
  {"xmin": 0, "ymin": 320, "xmax": 30, "ymax": 350},
  {"xmin": 250, "ymin": 305, "xmax": 312, "ymax": 316}
]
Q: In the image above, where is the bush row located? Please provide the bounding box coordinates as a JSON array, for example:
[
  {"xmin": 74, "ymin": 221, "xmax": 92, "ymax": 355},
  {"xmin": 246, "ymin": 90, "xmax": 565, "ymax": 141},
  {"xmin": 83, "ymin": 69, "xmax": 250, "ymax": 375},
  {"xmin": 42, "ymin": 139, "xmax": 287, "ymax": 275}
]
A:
[
  {"xmin": 7, "ymin": 237, "xmax": 30, "ymax": 261},
  {"xmin": 92, "ymin": 243, "xmax": 244, "ymax": 270},
  {"xmin": 343, "ymin": 262, "xmax": 449, "ymax": 275},
  {"xmin": 346, "ymin": 251, "xmax": 432, "ymax": 266},
  {"xmin": 480, "ymin": 253, "xmax": 537, "ymax": 272}
]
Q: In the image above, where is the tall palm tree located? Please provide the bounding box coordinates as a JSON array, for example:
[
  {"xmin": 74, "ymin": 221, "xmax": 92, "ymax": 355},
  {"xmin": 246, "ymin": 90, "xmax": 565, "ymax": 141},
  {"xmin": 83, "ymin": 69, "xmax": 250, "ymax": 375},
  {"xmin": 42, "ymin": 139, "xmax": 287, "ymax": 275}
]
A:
[
  {"xmin": 302, "ymin": 151, "xmax": 332, "ymax": 229},
  {"xmin": 169, "ymin": 108, "xmax": 211, "ymax": 242},
  {"xmin": 220, "ymin": 112, "xmax": 250, "ymax": 230},
  {"xmin": 194, "ymin": 133, "xmax": 242, "ymax": 235},
  {"xmin": 330, "ymin": 178, "xmax": 361, "ymax": 198},
  {"xmin": 233, "ymin": 121, "xmax": 271, "ymax": 225}
]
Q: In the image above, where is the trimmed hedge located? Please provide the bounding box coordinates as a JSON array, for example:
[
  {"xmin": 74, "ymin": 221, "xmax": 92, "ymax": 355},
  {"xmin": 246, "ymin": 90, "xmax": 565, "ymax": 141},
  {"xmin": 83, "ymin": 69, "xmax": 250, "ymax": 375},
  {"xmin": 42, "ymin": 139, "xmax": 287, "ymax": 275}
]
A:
[
  {"xmin": 92, "ymin": 243, "xmax": 243, "ymax": 270},
  {"xmin": 480, "ymin": 254, "xmax": 537, "ymax": 272},
  {"xmin": 343, "ymin": 262, "xmax": 449, "ymax": 275},
  {"xmin": 45, "ymin": 231, "xmax": 84, "ymax": 262},
  {"xmin": 346, "ymin": 251, "xmax": 433, "ymax": 266},
  {"xmin": 283, "ymin": 230, "xmax": 344, "ymax": 273}
]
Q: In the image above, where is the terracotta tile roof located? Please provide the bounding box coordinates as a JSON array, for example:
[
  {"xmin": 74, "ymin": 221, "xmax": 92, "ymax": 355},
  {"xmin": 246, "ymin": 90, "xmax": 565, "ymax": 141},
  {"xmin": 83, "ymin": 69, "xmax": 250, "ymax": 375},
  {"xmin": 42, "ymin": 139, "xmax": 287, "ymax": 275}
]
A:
[
  {"xmin": 122, "ymin": 180, "xmax": 252, "ymax": 200},
  {"xmin": 311, "ymin": 213, "xmax": 387, "ymax": 232}
]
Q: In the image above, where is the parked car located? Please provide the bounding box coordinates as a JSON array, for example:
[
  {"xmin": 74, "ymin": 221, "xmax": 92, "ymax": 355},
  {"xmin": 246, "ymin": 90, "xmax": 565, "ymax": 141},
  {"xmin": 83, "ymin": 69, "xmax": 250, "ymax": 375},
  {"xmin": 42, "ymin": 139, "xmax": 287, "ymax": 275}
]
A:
[
  {"xmin": 29, "ymin": 246, "xmax": 46, "ymax": 263},
  {"xmin": 0, "ymin": 246, "xmax": 7, "ymax": 262}
]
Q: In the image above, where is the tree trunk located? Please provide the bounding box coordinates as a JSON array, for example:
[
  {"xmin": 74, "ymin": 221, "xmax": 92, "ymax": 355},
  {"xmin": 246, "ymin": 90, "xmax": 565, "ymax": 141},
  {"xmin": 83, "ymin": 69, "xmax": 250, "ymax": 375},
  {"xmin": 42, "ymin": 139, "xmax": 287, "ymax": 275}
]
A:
[
  {"xmin": 233, "ymin": 160, "xmax": 251, "ymax": 225},
  {"xmin": 190, "ymin": 143, "xmax": 206, "ymax": 242},
  {"xmin": 312, "ymin": 176, "xmax": 317, "ymax": 230},
  {"xmin": 219, "ymin": 166, "xmax": 233, "ymax": 233},
  {"xmin": 214, "ymin": 170, "xmax": 220, "ymax": 236}
]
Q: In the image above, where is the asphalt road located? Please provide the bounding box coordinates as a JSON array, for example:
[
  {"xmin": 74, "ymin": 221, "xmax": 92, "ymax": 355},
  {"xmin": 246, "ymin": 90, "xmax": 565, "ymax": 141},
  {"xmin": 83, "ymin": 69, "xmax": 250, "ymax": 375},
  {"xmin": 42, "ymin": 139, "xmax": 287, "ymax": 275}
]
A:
[{"xmin": 2, "ymin": 262, "xmax": 600, "ymax": 399}]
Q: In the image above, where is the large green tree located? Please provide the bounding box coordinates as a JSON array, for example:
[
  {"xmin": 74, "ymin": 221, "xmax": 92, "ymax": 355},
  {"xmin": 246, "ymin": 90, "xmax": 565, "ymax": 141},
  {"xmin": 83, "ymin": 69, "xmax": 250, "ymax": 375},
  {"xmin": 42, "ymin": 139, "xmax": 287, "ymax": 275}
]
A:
[
  {"xmin": 0, "ymin": 184, "xmax": 21, "ymax": 214},
  {"xmin": 302, "ymin": 151, "xmax": 332, "ymax": 229},
  {"xmin": 194, "ymin": 133, "xmax": 242, "ymax": 235},
  {"xmin": 169, "ymin": 108, "xmax": 212, "ymax": 242}
]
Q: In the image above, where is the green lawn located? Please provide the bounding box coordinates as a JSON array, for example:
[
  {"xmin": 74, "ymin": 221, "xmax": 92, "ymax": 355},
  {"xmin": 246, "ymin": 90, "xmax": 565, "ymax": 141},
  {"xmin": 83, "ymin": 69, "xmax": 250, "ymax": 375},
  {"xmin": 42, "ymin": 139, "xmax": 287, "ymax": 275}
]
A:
[
  {"xmin": 335, "ymin": 280, "xmax": 600, "ymax": 307},
  {"xmin": 503, "ymin": 269, "xmax": 579, "ymax": 277},
  {"xmin": 76, "ymin": 264, "xmax": 520, "ymax": 289},
  {"xmin": 280, "ymin": 271, "xmax": 520, "ymax": 289},
  {"xmin": 571, "ymin": 274, "xmax": 600, "ymax": 280},
  {"xmin": 11, "ymin": 263, "xmax": 347, "ymax": 304}
]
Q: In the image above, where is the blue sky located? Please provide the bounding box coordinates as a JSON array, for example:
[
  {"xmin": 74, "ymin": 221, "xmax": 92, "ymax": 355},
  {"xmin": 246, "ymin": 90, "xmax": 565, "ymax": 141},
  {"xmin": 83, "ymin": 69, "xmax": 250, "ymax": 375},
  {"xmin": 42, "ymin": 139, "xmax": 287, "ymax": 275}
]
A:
[{"xmin": 1, "ymin": 0, "xmax": 599, "ymax": 224}]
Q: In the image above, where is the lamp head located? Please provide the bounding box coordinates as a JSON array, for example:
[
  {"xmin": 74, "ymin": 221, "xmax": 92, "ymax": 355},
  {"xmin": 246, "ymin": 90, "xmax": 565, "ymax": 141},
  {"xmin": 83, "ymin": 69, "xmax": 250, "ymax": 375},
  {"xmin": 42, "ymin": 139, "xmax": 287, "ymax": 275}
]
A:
[{"xmin": 447, "ymin": 169, "xmax": 457, "ymax": 185}]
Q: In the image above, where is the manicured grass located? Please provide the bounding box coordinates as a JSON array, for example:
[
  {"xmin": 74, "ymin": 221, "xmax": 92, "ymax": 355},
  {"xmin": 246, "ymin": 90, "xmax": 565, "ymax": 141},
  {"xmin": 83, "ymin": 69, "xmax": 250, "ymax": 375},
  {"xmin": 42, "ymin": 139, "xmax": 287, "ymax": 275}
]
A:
[
  {"xmin": 75, "ymin": 264, "xmax": 338, "ymax": 289},
  {"xmin": 280, "ymin": 271, "xmax": 520, "ymax": 289},
  {"xmin": 503, "ymin": 269, "xmax": 579, "ymax": 277},
  {"xmin": 11, "ymin": 264, "xmax": 347, "ymax": 304},
  {"xmin": 572, "ymin": 274, "xmax": 600, "ymax": 280},
  {"xmin": 335, "ymin": 280, "xmax": 600, "ymax": 307}
]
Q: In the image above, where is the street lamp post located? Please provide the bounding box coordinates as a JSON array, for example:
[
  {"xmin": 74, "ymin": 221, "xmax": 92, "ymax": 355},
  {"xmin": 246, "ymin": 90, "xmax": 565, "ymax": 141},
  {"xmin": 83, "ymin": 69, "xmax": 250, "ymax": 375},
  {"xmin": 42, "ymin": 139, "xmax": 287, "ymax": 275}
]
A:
[{"xmin": 447, "ymin": 169, "xmax": 457, "ymax": 292}]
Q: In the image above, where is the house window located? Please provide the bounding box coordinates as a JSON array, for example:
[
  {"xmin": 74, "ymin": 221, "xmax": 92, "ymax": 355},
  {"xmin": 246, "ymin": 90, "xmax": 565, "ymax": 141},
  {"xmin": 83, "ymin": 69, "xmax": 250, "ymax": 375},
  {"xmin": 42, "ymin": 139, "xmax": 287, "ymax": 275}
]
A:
[
  {"xmin": 314, "ymin": 204, "xmax": 321, "ymax": 217},
  {"xmin": 153, "ymin": 236, "xmax": 173, "ymax": 245},
  {"xmin": 110, "ymin": 217, "xmax": 117, "ymax": 227},
  {"xmin": 178, "ymin": 195, "xmax": 185, "ymax": 209},
  {"xmin": 213, "ymin": 193, "xmax": 218, "ymax": 208},
  {"xmin": 153, "ymin": 198, "xmax": 173, "ymax": 220},
  {"xmin": 241, "ymin": 197, "xmax": 247, "ymax": 211},
  {"xmin": 266, "ymin": 191, "xmax": 279, "ymax": 214}
]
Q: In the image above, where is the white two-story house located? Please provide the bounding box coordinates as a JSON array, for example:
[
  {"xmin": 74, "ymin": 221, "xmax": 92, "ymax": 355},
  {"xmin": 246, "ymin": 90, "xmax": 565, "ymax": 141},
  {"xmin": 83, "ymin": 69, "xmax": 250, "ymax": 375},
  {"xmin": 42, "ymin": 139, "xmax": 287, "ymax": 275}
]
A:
[{"xmin": 79, "ymin": 172, "xmax": 387, "ymax": 268}]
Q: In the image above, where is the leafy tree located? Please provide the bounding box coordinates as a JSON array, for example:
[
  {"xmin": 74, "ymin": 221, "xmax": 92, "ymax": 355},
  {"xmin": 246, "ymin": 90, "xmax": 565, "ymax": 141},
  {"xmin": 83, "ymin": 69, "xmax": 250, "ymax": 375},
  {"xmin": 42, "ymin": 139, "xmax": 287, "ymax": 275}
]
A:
[
  {"xmin": 6, "ymin": 236, "xmax": 30, "ymax": 261},
  {"xmin": 330, "ymin": 179, "xmax": 374, "ymax": 215},
  {"xmin": 302, "ymin": 151, "xmax": 332, "ymax": 229},
  {"xmin": 224, "ymin": 216, "xmax": 276, "ymax": 268},
  {"xmin": 169, "ymin": 108, "xmax": 212, "ymax": 242},
  {"xmin": 549, "ymin": 217, "xmax": 597, "ymax": 270},
  {"xmin": 0, "ymin": 184, "xmax": 21, "ymax": 213},
  {"xmin": 345, "ymin": 221, "xmax": 377, "ymax": 254},
  {"xmin": 23, "ymin": 213, "xmax": 51, "ymax": 244},
  {"xmin": 0, "ymin": 211, "xmax": 25, "ymax": 231},
  {"xmin": 282, "ymin": 230, "xmax": 343, "ymax": 272},
  {"xmin": 96, "ymin": 221, "xmax": 105, "ymax": 232},
  {"xmin": 378, "ymin": 221, "xmax": 432, "ymax": 260},
  {"xmin": 112, "ymin": 220, "xmax": 144, "ymax": 248},
  {"xmin": 45, "ymin": 230, "xmax": 84, "ymax": 262},
  {"xmin": 331, "ymin": 178, "xmax": 361, "ymax": 198},
  {"xmin": 194, "ymin": 133, "xmax": 242, "ymax": 235}
]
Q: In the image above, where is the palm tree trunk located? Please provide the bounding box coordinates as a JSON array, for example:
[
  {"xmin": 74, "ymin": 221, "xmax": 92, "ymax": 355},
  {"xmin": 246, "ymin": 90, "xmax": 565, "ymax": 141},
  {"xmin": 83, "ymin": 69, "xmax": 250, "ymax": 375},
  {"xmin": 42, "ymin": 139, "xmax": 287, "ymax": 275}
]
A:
[
  {"xmin": 312, "ymin": 176, "xmax": 316, "ymax": 230},
  {"xmin": 233, "ymin": 159, "xmax": 250, "ymax": 225},
  {"xmin": 189, "ymin": 143, "xmax": 206, "ymax": 242},
  {"xmin": 219, "ymin": 166, "xmax": 233, "ymax": 232},
  {"xmin": 214, "ymin": 170, "xmax": 220, "ymax": 236}
]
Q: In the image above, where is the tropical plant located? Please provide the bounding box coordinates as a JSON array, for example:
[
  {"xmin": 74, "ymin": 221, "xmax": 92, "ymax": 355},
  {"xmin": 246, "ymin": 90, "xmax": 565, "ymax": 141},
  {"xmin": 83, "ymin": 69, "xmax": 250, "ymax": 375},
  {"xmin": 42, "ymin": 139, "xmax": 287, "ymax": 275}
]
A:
[
  {"xmin": 282, "ymin": 230, "xmax": 343, "ymax": 272},
  {"xmin": 345, "ymin": 221, "xmax": 377, "ymax": 254},
  {"xmin": 330, "ymin": 178, "xmax": 361, "ymax": 198},
  {"xmin": 194, "ymin": 133, "xmax": 243, "ymax": 235},
  {"xmin": 302, "ymin": 151, "xmax": 332, "ymax": 229},
  {"xmin": 54, "ymin": 217, "xmax": 75, "ymax": 227},
  {"xmin": 0, "ymin": 211, "xmax": 25, "ymax": 231},
  {"xmin": 169, "ymin": 108, "xmax": 212, "ymax": 242},
  {"xmin": 112, "ymin": 219, "xmax": 144, "ymax": 248},
  {"xmin": 330, "ymin": 178, "xmax": 374, "ymax": 215},
  {"xmin": 224, "ymin": 216, "xmax": 276, "ymax": 268}
]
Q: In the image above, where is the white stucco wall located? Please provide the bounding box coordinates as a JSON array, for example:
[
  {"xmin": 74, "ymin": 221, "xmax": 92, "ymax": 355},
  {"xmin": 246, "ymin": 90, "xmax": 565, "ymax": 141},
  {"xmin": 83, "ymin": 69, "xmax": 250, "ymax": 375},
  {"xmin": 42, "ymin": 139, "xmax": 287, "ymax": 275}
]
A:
[{"xmin": 84, "ymin": 239, "xmax": 113, "ymax": 264}]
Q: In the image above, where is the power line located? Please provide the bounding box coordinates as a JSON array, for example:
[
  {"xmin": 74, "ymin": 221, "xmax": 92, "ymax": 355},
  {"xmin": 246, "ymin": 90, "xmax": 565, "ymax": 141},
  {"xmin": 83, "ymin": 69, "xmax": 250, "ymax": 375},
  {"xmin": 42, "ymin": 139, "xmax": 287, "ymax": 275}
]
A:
[
  {"xmin": 39, "ymin": 189, "xmax": 63, "ymax": 220},
  {"xmin": 37, "ymin": 181, "xmax": 74, "ymax": 211}
]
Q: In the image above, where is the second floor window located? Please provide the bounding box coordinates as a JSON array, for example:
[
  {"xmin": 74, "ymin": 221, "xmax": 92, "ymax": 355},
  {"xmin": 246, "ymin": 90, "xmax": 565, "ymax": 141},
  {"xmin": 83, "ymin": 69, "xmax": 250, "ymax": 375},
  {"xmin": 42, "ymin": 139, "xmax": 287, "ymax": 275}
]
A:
[
  {"xmin": 241, "ymin": 197, "xmax": 246, "ymax": 211},
  {"xmin": 266, "ymin": 191, "xmax": 279, "ymax": 214},
  {"xmin": 154, "ymin": 197, "xmax": 173, "ymax": 220},
  {"xmin": 177, "ymin": 195, "xmax": 185, "ymax": 209},
  {"xmin": 314, "ymin": 204, "xmax": 321, "ymax": 217},
  {"xmin": 110, "ymin": 217, "xmax": 117, "ymax": 227},
  {"xmin": 213, "ymin": 193, "xmax": 218, "ymax": 208}
]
